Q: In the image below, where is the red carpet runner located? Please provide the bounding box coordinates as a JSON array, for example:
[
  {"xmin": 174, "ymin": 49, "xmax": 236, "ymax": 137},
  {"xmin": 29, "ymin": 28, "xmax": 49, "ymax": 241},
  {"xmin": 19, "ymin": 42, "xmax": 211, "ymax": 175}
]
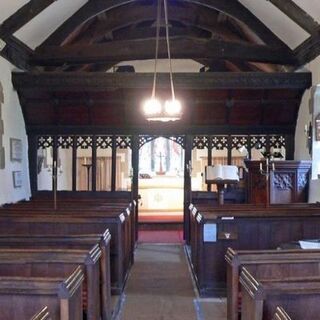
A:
[{"xmin": 138, "ymin": 230, "xmax": 184, "ymax": 243}]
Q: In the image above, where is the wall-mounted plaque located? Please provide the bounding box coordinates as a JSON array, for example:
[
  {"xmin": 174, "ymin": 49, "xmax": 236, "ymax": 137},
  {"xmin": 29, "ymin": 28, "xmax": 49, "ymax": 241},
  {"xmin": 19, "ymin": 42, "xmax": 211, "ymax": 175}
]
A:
[
  {"xmin": 10, "ymin": 138, "xmax": 22, "ymax": 162},
  {"xmin": 12, "ymin": 171, "xmax": 22, "ymax": 188},
  {"xmin": 316, "ymin": 114, "xmax": 320, "ymax": 141}
]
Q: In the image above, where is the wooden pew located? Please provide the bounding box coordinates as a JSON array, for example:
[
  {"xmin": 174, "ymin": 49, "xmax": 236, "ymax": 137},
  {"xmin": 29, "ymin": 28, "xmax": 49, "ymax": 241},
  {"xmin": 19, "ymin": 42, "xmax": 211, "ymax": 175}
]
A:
[
  {"xmin": 188, "ymin": 203, "xmax": 320, "ymax": 296},
  {"xmin": 1, "ymin": 202, "xmax": 134, "ymax": 272},
  {"xmin": 0, "ymin": 233, "xmax": 112, "ymax": 320},
  {"xmin": 5, "ymin": 196, "xmax": 137, "ymax": 258},
  {"xmin": 273, "ymin": 307, "xmax": 292, "ymax": 320},
  {"xmin": 0, "ymin": 267, "xmax": 83, "ymax": 320},
  {"xmin": 225, "ymin": 248, "xmax": 320, "ymax": 320},
  {"xmin": 30, "ymin": 307, "xmax": 52, "ymax": 320},
  {"xmin": 0, "ymin": 212, "xmax": 128, "ymax": 294},
  {"xmin": 0, "ymin": 247, "xmax": 101, "ymax": 320},
  {"xmin": 240, "ymin": 268, "xmax": 320, "ymax": 320}
]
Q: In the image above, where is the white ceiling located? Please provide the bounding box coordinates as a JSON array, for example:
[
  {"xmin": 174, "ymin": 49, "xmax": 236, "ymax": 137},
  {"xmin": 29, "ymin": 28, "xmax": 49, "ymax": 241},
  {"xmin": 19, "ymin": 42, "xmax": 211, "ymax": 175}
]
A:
[
  {"xmin": 0, "ymin": 0, "xmax": 319, "ymax": 49},
  {"xmin": 112, "ymin": 60, "xmax": 203, "ymax": 73},
  {"xmin": 238, "ymin": 0, "xmax": 319, "ymax": 49},
  {"xmin": 0, "ymin": 0, "xmax": 87, "ymax": 49}
]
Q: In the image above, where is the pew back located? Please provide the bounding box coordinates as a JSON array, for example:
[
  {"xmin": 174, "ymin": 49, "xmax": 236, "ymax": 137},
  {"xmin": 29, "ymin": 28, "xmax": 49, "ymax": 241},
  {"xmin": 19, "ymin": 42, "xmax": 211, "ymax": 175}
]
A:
[
  {"xmin": 30, "ymin": 307, "xmax": 52, "ymax": 320},
  {"xmin": 0, "ymin": 234, "xmax": 112, "ymax": 320},
  {"xmin": 225, "ymin": 248, "xmax": 320, "ymax": 320},
  {"xmin": 0, "ymin": 267, "xmax": 83, "ymax": 320},
  {"xmin": 0, "ymin": 247, "xmax": 101, "ymax": 320},
  {"xmin": 273, "ymin": 307, "xmax": 292, "ymax": 320},
  {"xmin": 240, "ymin": 269, "xmax": 320, "ymax": 320}
]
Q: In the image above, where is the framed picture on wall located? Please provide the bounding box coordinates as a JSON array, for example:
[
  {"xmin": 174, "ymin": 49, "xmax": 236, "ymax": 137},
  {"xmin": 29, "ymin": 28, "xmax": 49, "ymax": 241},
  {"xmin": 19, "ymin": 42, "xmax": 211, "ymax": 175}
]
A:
[
  {"xmin": 316, "ymin": 113, "xmax": 320, "ymax": 141},
  {"xmin": 10, "ymin": 138, "xmax": 23, "ymax": 162},
  {"xmin": 12, "ymin": 171, "xmax": 22, "ymax": 188}
]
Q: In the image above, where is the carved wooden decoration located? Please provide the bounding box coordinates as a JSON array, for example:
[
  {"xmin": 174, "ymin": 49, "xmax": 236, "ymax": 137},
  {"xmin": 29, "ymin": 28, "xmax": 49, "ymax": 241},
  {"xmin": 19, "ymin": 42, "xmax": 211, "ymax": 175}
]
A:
[
  {"xmin": 298, "ymin": 173, "xmax": 309, "ymax": 190},
  {"xmin": 0, "ymin": 81, "xmax": 4, "ymax": 169},
  {"xmin": 273, "ymin": 173, "xmax": 294, "ymax": 190}
]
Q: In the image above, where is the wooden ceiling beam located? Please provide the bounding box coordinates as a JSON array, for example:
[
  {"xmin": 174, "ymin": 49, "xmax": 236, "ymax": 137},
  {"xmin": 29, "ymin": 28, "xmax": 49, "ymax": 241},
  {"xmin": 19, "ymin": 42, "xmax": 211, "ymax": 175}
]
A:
[
  {"xmin": 24, "ymin": 124, "xmax": 297, "ymax": 136},
  {"xmin": 33, "ymin": 37, "xmax": 296, "ymax": 66},
  {"xmin": 23, "ymin": 97, "xmax": 301, "ymax": 106},
  {"xmin": 0, "ymin": 0, "xmax": 57, "ymax": 39},
  {"xmin": 267, "ymin": 0, "xmax": 320, "ymax": 35},
  {"xmin": 294, "ymin": 35, "xmax": 320, "ymax": 66},
  {"xmin": 0, "ymin": 36, "xmax": 34, "ymax": 70},
  {"xmin": 12, "ymin": 71, "xmax": 312, "ymax": 91},
  {"xmin": 38, "ymin": 0, "xmax": 287, "ymax": 49},
  {"xmin": 111, "ymin": 26, "xmax": 211, "ymax": 41}
]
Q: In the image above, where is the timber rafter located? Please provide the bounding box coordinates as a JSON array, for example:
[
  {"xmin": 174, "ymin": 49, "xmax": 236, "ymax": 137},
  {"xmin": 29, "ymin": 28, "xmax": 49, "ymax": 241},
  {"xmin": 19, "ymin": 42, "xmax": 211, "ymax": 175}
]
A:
[
  {"xmin": 33, "ymin": 37, "xmax": 296, "ymax": 66},
  {"xmin": 267, "ymin": 0, "xmax": 320, "ymax": 35},
  {"xmin": 38, "ymin": 0, "xmax": 289, "ymax": 49},
  {"xmin": 0, "ymin": 0, "xmax": 57, "ymax": 39}
]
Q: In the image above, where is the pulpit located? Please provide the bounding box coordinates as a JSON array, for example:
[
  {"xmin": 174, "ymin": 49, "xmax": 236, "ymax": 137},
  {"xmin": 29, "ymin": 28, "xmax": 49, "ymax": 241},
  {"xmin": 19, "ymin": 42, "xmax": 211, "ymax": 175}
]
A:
[{"xmin": 245, "ymin": 160, "xmax": 312, "ymax": 204}]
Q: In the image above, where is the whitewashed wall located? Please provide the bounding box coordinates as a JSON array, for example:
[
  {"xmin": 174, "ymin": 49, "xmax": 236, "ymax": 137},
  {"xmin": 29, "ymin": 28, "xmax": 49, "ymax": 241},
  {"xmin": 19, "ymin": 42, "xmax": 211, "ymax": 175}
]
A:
[
  {"xmin": 0, "ymin": 57, "xmax": 30, "ymax": 205},
  {"xmin": 295, "ymin": 56, "xmax": 320, "ymax": 202}
]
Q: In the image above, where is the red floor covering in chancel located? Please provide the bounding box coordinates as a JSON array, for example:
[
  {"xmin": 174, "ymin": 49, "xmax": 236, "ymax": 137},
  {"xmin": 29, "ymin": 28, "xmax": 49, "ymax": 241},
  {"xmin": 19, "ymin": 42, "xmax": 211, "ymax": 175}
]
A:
[{"xmin": 138, "ymin": 230, "xmax": 184, "ymax": 243}]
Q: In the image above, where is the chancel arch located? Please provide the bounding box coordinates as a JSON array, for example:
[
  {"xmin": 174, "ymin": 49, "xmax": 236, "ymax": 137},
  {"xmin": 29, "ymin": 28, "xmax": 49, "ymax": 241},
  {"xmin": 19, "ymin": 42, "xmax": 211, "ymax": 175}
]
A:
[{"xmin": 138, "ymin": 136, "xmax": 185, "ymax": 224}]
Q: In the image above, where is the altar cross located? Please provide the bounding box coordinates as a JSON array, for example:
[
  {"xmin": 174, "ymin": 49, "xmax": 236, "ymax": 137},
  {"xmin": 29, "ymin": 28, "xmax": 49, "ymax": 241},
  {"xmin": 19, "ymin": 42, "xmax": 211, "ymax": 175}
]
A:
[{"xmin": 156, "ymin": 152, "xmax": 166, "ymax": 175}]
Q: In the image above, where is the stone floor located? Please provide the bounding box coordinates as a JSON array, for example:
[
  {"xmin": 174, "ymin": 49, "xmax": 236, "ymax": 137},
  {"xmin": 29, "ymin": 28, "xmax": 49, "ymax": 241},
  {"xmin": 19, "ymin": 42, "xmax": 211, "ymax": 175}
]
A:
[{"xmin": 114, "ymin": 244, "xmax": 227, "ymax": 320}]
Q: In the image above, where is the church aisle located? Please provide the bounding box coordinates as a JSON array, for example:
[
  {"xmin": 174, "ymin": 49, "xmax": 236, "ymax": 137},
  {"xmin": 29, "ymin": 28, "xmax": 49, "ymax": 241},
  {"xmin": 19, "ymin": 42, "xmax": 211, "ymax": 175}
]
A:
[{"xmin": 115, "ymin": 244, "xmax": 227, "ymax": 320}]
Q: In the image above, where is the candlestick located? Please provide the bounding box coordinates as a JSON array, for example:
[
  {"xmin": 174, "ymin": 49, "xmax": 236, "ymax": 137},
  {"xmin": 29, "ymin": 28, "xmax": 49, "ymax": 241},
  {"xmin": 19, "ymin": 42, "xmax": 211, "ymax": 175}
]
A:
[{"xmin": 259, "ymin": 162, "xmax": 262, "ymax": 171}]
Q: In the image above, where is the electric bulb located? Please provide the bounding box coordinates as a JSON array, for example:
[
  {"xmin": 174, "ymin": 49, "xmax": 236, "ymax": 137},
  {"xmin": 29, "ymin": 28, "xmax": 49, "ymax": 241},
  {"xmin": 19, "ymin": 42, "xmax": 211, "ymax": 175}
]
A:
[
  {"xmin": 164, "ymin": 99, "xmax": 182, "ymax": 115},
  {"xmin": 143, "ymin": 98, "xmax": 162, "ymax": 115}
]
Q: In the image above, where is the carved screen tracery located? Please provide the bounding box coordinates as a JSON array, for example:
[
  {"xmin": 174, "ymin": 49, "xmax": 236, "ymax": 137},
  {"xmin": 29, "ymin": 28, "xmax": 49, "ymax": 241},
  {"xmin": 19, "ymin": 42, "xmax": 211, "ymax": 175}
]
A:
[
  {"xmin": 0, "ymin": 82, "xmax": 4, "ymax": 169},
  {"xmin": 57, "ymin": 136, "xmax": 73, "ymax": 191},
  {"xmin": 96, "ymin": 136, "xmax": 113, "ymax": 191},
  {"xmin": 37, "ymin": 136, "xmax": 54, "ymax": 191}
]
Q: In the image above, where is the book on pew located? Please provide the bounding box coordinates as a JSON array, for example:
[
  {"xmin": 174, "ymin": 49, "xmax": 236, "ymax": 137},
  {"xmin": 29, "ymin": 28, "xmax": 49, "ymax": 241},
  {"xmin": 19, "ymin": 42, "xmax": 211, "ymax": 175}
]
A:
[
  {"xmin": 299, "ymin": 239, "xmax": 320, "ymax": 249},
  {"xmin": 205, "ymin": 165, "xmax": 239, "ymax": 183}
]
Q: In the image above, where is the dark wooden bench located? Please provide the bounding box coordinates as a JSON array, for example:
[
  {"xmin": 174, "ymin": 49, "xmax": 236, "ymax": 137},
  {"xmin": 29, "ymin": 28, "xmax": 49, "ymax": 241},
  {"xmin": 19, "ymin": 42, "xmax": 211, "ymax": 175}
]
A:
[
  {"xmin": 273, "ymin": 307, "xmax": 292, "ymax": 320},
  {"xmin": 0, "ymin": 212, "xmax": 128, "ymax": 294},
  {"xmin": 240, "ymin": 268, "xmax": 320, "ymax": 320},
  {"xmin": 0, "ymin": 247, "xmax": 101, "ymax": 320},
  {"xmin": 0, "ymin": 266, "xmax": 83, "ymax": 320},
  {"xmin": 0, "ymin": 203, "xmax": 134, "ymax": 273},
  {"xmin": 225, "ymin": 248, "xmax": 320, "ymax": 320},
  {"xmin": 4, "ymin": 197, "xmax": 137, "ymax": 261},
  {"xmin": 188, "ymin": 203, "xmax": 320, "ymax": 296},
  {"xmin": 30, "ymin": 307, "xmax": 52, "ymax": 320},
  {"xmin": 0, "ymin": 233, "xmax": 112, "ymax": 320}
]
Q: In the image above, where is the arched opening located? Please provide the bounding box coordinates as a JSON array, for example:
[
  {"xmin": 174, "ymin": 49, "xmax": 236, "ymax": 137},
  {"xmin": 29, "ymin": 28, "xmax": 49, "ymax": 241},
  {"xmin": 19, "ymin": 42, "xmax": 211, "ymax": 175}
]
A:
[{"xmin": 138, "ymin": 136, "xmax": 185, "ymax": 238}]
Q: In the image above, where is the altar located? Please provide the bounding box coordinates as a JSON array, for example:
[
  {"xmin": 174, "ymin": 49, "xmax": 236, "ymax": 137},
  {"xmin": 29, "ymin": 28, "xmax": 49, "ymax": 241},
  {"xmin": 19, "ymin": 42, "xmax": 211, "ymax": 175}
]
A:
[{"xmin": 139, "ymin": 175, "xmax": 184, "ymax": 222}]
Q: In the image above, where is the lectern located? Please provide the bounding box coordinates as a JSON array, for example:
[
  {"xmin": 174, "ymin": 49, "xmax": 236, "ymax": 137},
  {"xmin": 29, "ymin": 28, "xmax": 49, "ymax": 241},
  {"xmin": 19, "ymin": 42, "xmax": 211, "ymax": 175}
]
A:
[{"xmin": 205, "ymin": 165, "xmax": 239, "ymax": 205}]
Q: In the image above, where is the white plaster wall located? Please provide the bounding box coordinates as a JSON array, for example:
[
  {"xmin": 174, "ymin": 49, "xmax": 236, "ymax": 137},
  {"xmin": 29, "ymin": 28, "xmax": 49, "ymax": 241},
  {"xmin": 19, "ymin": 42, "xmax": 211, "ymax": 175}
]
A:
[
  {"xmin": 0, "ymin": 57, "xmax": 30, "ymax": 205},
  {"xmin": 295, "ymin": 56, "xmax": 320, "ymax": 202}
]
